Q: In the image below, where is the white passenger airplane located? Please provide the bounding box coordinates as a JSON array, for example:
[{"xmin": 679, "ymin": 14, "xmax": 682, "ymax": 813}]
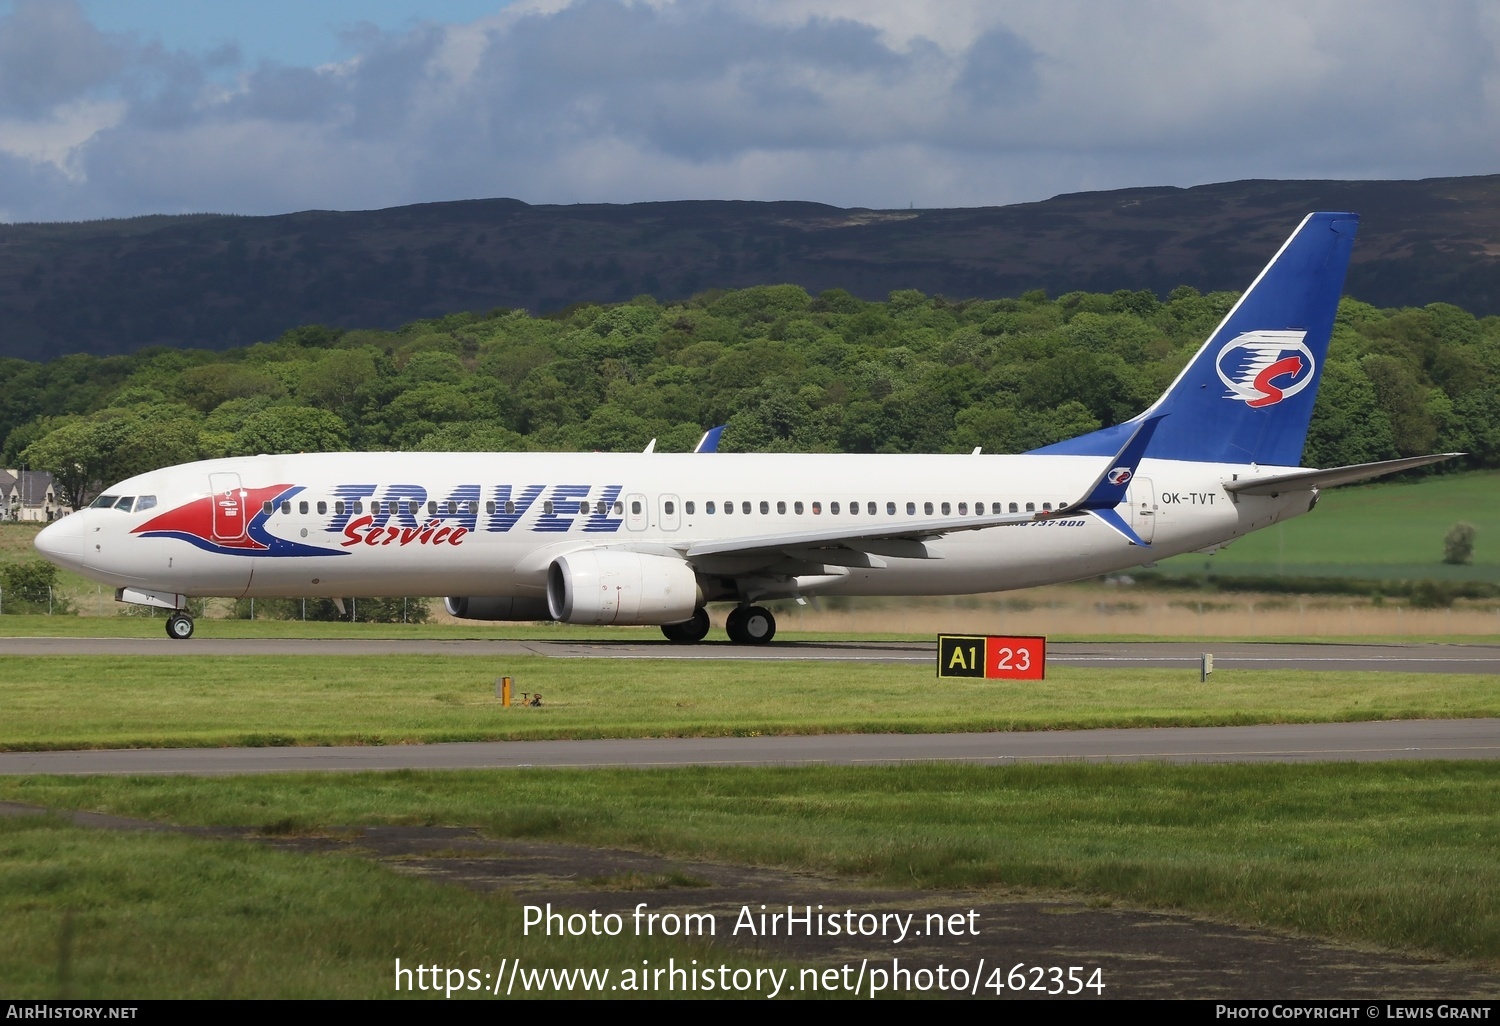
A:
[{"xmin": 35, "ymin": 212, "xmax": 1455, "ymax": 643}]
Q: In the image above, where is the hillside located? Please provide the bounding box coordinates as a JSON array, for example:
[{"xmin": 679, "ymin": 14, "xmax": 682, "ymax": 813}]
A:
[{"xmin": 1, "ymin": 176, "xmax": 1497, "ymax": 360}]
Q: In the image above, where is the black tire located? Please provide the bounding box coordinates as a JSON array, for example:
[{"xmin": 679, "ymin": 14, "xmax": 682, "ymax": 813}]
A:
[
  {"xmin": 166, "ymin": 613, "xmax": 195, "ymax": 640},
  {"xmin": 725, "ymin": 605, "xmax": 775, "ymax": 645},
  {"xmin": 661, "ymin": 608, "xmax": 711, "ymax": 643}
]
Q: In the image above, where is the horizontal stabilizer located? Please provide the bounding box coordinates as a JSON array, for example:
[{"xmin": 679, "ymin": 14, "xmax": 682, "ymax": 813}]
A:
[{"xmin": 1225, "ymin": 453, "xmax": 1463, "ymax": 495}]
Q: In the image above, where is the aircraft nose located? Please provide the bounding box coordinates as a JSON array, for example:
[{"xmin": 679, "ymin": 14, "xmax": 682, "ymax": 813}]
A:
[{"xmin": 34, "ymin": 515, "xmax": 84, "ymax": 570}]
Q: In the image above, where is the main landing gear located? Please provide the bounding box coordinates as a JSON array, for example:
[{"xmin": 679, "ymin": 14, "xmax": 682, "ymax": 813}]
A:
[
  {"xmin": 661, "ymin": 607, "xmax": 711, "ymax": 643},
  {"xmin": 165, "ymin": 612, "xmax": 195, "ymax": 640},
  {"xmin": 725, "ymin": 604, "xmax": 776, "ymax": 645},
  {"xmin": 659, "ymin": 605, "xmax": 777, "ymax": 644}
]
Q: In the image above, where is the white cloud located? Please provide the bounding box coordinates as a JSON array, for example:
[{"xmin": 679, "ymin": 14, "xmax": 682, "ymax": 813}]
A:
[{"xmin": 1, "ymin": 0, "xmax": 1497, "ymax": 221}]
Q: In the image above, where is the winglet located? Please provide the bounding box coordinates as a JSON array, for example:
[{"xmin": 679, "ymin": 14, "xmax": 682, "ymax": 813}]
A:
[
  {"xmin": 1089, "ymin": 506, "xmax": 1149, "ymax": 547},
  {"xmin": 1063, "ymin": 415, "xmax": 1164, "ymax": 513},
  {"xmin": 693, "ymin": 425, "xmax": 727, "ymax": 453},
  {"xmin": 1046, "ymin": 414, "xmax": 1163, "ymax": 546}
]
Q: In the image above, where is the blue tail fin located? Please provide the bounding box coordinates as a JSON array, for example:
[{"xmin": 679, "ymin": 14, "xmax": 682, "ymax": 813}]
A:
[{"xmin": 1029, "ymin": 212, "xmax": 1359, "ymax": 466}]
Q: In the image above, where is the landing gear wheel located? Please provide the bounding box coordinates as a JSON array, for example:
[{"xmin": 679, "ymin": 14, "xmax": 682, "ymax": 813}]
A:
[
  {"xmin": 661, "ymin": 607, "xmax": 711, "ymax": 643},
  {"xmin": 725, "ymin": 605, "xmax": 775, "ymax": 645},
  {"xmin": 165, "ymin": 612, "xmax": 195, "ymax": 640}
]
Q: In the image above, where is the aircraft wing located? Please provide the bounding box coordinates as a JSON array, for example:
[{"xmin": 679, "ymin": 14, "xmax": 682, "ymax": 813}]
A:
[
  {"xmin": 1224, "ymin": 453, "xmax": 1462, "ymax": 496},
  {"xmin": 683, "ymin": 509, "xmax": 1037, "ymax": 561}
]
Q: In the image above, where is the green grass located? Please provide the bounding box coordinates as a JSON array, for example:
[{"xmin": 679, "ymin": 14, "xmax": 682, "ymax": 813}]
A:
[
  {"xmin": 0, "ymin": 814, "xmax": 748, "ymax": 999},
  {"xmin": 6, "ymin": 761, "xmax": 1497, "ymax": 966},
  {"xmin": 1159, "ymin": 470, "xmax": 1500, "ymax": 578},
  {"xmin": 3, "ymin": 655, "xmax": 1497, "ymax": 750}
]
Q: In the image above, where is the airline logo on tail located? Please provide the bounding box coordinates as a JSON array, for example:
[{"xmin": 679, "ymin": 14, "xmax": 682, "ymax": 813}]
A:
[{"xmin": 1216, "ymin": 330, "xmax": 1314, "ymax": 409}]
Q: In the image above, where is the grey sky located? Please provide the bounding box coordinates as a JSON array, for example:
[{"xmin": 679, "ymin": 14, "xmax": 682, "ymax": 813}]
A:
[{"xmin": 2, "ymin": 0, "xmax": 1496, "ymax": 222}]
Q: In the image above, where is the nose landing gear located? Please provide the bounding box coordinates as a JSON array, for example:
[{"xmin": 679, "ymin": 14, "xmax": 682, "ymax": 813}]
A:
[
  {"xmin": 165, "ymin": 612, "xmax": 195, "ymax": 640},
  {"xmin": 724, "ymin": 605, "xmax": 775, "ymax": 645}
]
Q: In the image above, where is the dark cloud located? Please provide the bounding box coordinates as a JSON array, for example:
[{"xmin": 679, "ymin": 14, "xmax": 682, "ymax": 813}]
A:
[
  {"xmin": 0, "ymin": 0, "xmax": 125, "ymax": 116},
  {"xmin": 0, "ymin": 1, "xmax": 1497, "ymax": 222}
]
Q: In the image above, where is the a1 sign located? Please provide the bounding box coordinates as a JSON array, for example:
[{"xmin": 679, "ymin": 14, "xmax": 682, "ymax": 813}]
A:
[{"xmin": 937, "ymin": 635, "xmax": 1046, "ymax": 680}]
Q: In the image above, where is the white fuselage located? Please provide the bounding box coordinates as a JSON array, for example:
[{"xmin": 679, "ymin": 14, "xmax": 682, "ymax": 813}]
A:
[{"xmin": 37, "ymin": 450, "xmax": 1314, "ymax": 605}]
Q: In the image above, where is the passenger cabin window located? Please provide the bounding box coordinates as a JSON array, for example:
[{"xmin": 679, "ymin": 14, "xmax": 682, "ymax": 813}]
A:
[
  {"xmin": 262, "ymin": 501, "xmax": 273, "ymax": 515},
  {"xmin": 508, "ymin": 501, "xmax": 518, "ymax": 515},
  {"xmin": 906, "ymin": 502, "xmax": 916, "ymax": 515},
  {"xmin": 777, "ymin": 501, "xmax": 786, "ymax": 515},
  {"xmin": 136, "ymin": 495, "xmax": 156, "ymax": 512},
  {"xmin": 281, "ymin": 501, "xmax": 292, "ymax": 515},
  {"xmin": 334, "ymin": 500, "xmax": 345, "ymax": 515},
  {"xmin": 612, "ymin": 501, "xmax": 623, "ymax": 514},
  {"xmin": 631, "ymin": 500, "xmax": 642, "ymax": 514},
  {"xmin": 706, "ymin": 501, "xmax": 716, "ymax": 514},
  {"xmin": 1042, "ymin": 502, "xmax": 1052, "ymax": 511},
  {"xmin": 543, "ymin": 501, "xmax": 554, "ymax": 514},
  {"xmin": 685, "ymin": 501, "xmax": 695, "ymax": 515},
  {"xmin": 724, "ymin": 501, "xmax": 733, "ymax": 514},
  {"xmin": 577, "ymin": 500, "xmax": 588, "ymax": 514},
  {"xmin": 924, "ymin": 502, "xmax": 934, "ymax": 515},
  {"xmin": 794, "ymin": 501, "xmax": 804, "ymax": 515},
  {"xmin": 486, "ymin": 501, "xmax": 495, "ymax": 514},
  {"xmin": 888, "ymin": 501, "xmax": 896, "ymax": 515},
  {"xmin": 759, "ymin": 501, "xmax": 769, "ymax": 515},
  {"xmin": 318, "ymin": 501, "xmax": 327, "ymax": 515},
  {"xmin": 1009, "ymin": 502, "xmax": 1018, "ymax": 513},
  {"xmin": 741, "ymin": 501, "xmax": 751, "ymax": 515},
  {"xmin": 812, "ymin": 502, "xmax": 822, "ymax": 514},
  {"xmin": 665, "ymin": 501, "xmax": 676, "ymax": 515},
  {"xmin": 1025, "ymin": 502, "xmax": 1035, "ymax": 512},
  {"xmin": 941, "ymin": 502, "xmax": 951, "ymax": 515},
  {"xmin": 428, "ymin": 501, "xmax": 438, "ymax": 515},
  {"xmin": 958, "ymin": 502, "xmax": 968, "ymax": 515},
  {"xmin": 830, "ymin": 502, "xmax": 840, "ymax": 514},
  {"xmin": 849, "ymin": 501, "xmax": 859, "ymax": 515},
  {"xmin": 299, "ymin": 501, "xmax": 308, "ymax": 514}
]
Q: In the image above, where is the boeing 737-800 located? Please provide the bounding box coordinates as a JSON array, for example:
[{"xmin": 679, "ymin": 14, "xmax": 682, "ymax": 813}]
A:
[{"xmin": 34, "ymin": 212, "xmax": 1455, "ymax": 642}]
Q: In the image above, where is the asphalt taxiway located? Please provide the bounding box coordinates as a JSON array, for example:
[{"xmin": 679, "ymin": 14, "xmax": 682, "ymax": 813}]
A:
[{"xmin": 0, "ymin": 718, "xmax": 1495, "ymax": 776}]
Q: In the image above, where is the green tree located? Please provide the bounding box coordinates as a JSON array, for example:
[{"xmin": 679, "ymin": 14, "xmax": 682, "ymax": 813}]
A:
[
  {"xmin": 230, "ymin": 407, "xmax": 349, "ymax": 456},
  {"xmin": 21, "ymin": 418, "xmax": 110, "ymax": 508},
  {"xmin": 1443, "ymin": 522, "xmax": 1476, "ymax": 565}
]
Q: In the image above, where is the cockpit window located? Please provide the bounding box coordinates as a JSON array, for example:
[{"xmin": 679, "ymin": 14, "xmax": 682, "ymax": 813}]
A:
[
  {"xmin": 91, "ymin": 495, "xmax": 119, "ymax": 509},
  {"xmin": 135, "ymin": 495, "xmax": 156, "ymax": 512},
  {"xmin": 114, "ymin": 496, "xmax": 135, "ymax": 511}
]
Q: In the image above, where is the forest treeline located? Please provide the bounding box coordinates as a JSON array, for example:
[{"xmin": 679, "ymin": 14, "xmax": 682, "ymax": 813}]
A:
[{"xmin": 6, "ymin": 282, "xmax": 1498, "ymax": 508}]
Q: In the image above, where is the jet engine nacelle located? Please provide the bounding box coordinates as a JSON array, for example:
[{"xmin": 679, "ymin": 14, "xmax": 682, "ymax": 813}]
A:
[
  {"xmin": 546, "ymin": 550, "xmax": 701, "ymax": 625},
  {"xmin": 444, "ymin": 596, "xmax": 553, "ymax": 621}
]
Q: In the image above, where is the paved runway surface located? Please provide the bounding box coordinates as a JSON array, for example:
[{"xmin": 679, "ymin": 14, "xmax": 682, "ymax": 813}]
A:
[
  {"xmin": 5, "ymin": 636, "xmax": 1500, "ymax": 672},
  {"xmin": 2, "ymin": 719, "xmax": 1495, "ymax": 776}
]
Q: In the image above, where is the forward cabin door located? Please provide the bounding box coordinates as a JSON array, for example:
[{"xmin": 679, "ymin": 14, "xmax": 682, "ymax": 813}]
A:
[
  {"xmin": 208, "ymin": 473, "xmax": 248, "ymax": 542},
  {"xmin": 1128, "ymin": 477, "xmax": 1156, "ymax": 544}
]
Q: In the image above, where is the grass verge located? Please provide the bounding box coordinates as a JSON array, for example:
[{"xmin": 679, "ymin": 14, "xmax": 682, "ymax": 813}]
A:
[
  {"xmin": 2, "ymin": 655, "xmax": 1497, "ymax": 750},
  {"xmin": 0, "ymin": 814, "xmax": 750, "ymax": 999},
  {"xmin": 4, "ymin": 761, "xmax": 1497, "ymax": 965}
]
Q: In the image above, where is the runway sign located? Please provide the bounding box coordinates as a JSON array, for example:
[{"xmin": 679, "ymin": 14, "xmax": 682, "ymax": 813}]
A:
[{"xmin": 937, "ymin": 634, "xmax": 1046, "ymax": 680}]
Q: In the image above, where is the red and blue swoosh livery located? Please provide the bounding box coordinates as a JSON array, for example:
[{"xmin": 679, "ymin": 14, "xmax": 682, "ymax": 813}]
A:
[
  {"xmin": 1030, "ymin": 212, "xmax": 1358, "ymax": 467},
  {"xmin": 133, "ymin": 484, "xmax": 339, "ymax": 557}
]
